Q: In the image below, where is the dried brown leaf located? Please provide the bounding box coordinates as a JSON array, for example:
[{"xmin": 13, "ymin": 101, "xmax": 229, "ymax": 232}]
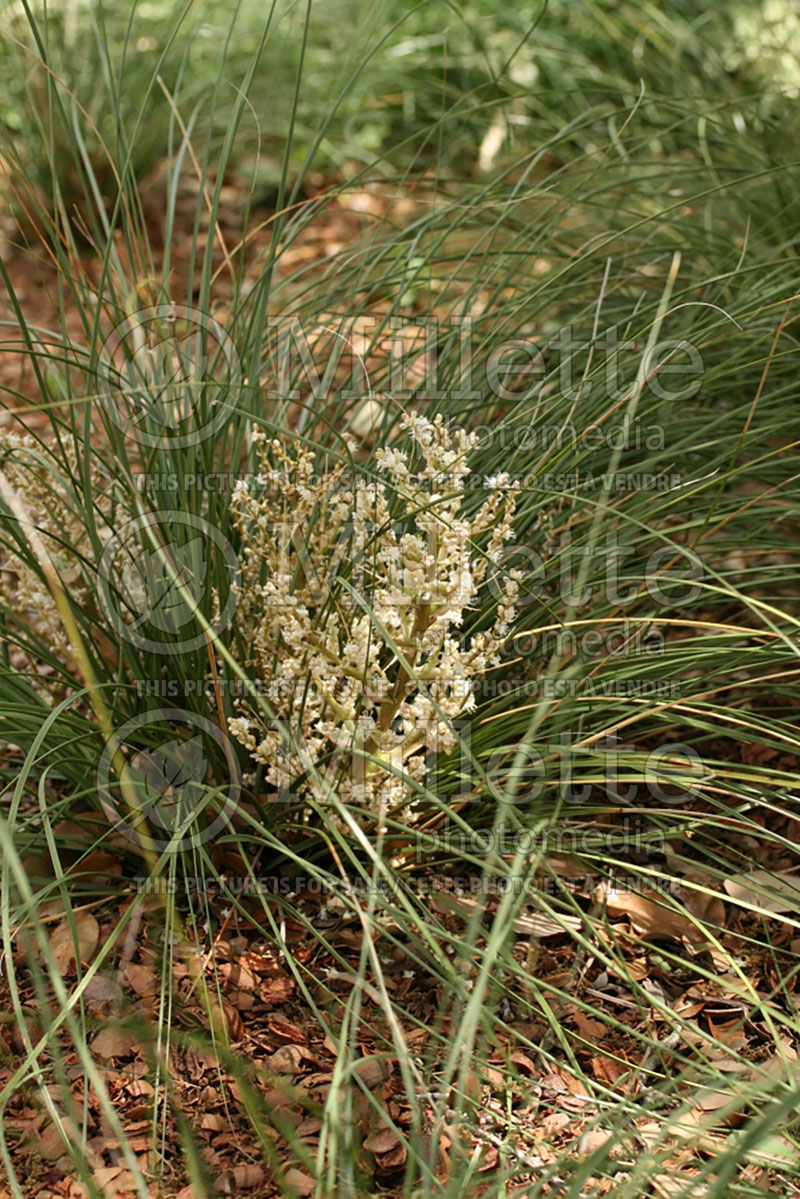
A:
[
  {"xmin": 260, "ymin": 974, "xmax": 295, "ymax": 1006},
  {"xmin": 83, "ymin": 973, "xmax": 123, "ymax": 1016},
  {"xmin": 354, "ymin": 1056, "xmax": 391, "ymax": 1089},
  {"xmin": 91, "ymin": 1025, "xmax": 139, "ymax": 1060},
  {"xmin": 216, "ymin": 1164, "xmax": 266, "ymax": 1192},
  {"xmin": 268, "ymin": 1044, "xmax": 310, "ymax": 1074},
  {"xmin": 363, "ymin": 1127, "xmax": 402, "ymax": 1154},
  {"xmin": 600, "ymin": 886, "xmax": 702, "ymax": 945},
  {"xmin": 124, "ymin": 962, "xmax": 158, "ymax": 997},
  {"xmin": 48, "ymin": 912, "xmax": 99, "ymax": 973},
  {"xmin": 283, "ymin": 1168, "xmax": 316, "ymax": 1196},
  {"xmin": 200, "ymin": 1113, "xmax": 227, "ymax": 1131},
  {"xmin": 267, "ymin": 1016, "xmax": 306, "ymax": 1043},
  {"xmin": 724, "ymin": 870, "xmax": 800, "ymax": 916}
]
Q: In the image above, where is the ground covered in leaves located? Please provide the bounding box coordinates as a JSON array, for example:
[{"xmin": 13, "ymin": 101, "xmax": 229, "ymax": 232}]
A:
[{"xmin": 4, "ymin": 823, "xmax": 800, "ymax": 1198}]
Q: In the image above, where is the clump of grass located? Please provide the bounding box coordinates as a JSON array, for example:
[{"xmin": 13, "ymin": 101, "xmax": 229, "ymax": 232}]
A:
[{"xmin": 1, "ymin": 2, "xmax": 800, "ymax": 1197}]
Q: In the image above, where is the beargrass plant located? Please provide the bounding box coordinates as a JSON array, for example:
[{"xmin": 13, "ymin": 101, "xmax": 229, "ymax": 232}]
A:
[
  {"xmin": 226, "ymin": 415, "xmax": 521, "ymax": 832},
  {"xmin": 1, "ymin": 1, "xmax": 800, "ymax": 1197}
]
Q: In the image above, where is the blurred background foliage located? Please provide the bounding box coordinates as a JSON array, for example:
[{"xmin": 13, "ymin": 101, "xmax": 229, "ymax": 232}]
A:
[{"xmin": 1, "ymin": 0, "xmax": 799, "ymax": 220}]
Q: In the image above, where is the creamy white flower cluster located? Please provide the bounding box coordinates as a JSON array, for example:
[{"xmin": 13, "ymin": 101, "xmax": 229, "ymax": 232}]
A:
[
  {"xmin": 0, "ymin": 431, "xmax": 103, "ymax": 677},
  {"xmin": 228, "ymin": 414, "xmax": 521, "ymax": 829}
]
